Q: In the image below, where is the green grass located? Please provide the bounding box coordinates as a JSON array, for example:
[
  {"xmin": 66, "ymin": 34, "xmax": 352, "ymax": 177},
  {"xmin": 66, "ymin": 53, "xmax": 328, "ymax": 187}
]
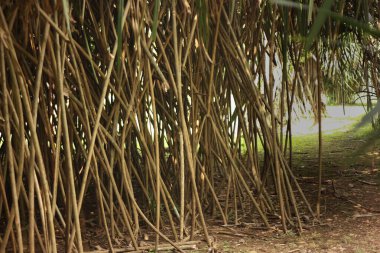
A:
[
  {"xmin": 292, "ymin": 122, "xmax": 374, "ymax": 154},
  {"xmin": 236, "ymin": 106, "xmax": 380, "ymax": 180}
]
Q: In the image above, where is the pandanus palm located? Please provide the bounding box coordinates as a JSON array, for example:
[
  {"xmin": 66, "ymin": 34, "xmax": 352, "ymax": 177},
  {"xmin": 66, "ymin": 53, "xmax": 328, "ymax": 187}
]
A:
[{"xmin": 0, "ymin": 0, "xmax": 378, "ymax": 252}]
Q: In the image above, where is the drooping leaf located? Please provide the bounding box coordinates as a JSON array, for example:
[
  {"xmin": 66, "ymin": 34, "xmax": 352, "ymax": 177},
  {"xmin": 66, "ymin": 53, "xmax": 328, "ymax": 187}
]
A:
[
  {"xmin": 308, "ymin": 0, "xmax": 314, "ymax": 24},
  {"xmin": 151, "ymin": 0, "xmax": 161, "ymax": 43},
  {"xmin": 325, "ymin": 10, "xmax": 380, "ymax": 38},
  {"xmin": 116, "ymin": 0, "xmax": 124, "ymax": 72},
  {"xmin": 196, "ymin": 0, "xmax": 209, "ymax": 48},
  {"xmin": 356, "ymin": 100, "xmax": 380, "ymax": 129},
  {"xmin": 273, "ymin": 0, "xmax": 380, "ymax": 39},
  {"xmin": 305, "ymin": 0, "xmax": 335, "ymax": 50}
]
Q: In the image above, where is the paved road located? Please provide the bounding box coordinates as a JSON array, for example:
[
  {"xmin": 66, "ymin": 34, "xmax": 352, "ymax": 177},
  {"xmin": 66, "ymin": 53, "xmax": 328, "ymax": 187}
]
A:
[{"xmin": 290, "ymin": 105, "xmax": 366, "ymax": 136}]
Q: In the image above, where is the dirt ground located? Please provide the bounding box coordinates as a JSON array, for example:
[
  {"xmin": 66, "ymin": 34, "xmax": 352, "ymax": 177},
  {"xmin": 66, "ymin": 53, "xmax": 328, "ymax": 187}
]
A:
[
  {"xmin": 10, "ymin": 107, "xmax": 377, "ymax": 253},
  {"xmin": 203, "ymin": 109, "xmax": 380, "ymax": 253},
  {"xmin": 78, "ymin": 107, "xmax": 380, "ymax": 253}
]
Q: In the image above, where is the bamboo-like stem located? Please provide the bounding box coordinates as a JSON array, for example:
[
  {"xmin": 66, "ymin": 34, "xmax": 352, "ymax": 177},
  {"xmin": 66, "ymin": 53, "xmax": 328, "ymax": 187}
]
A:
[
  {"xmin": 56, "ymin": 37, "xmax": 84, "ymax": 253},
  {"xmin": 1, "ymin": 44, "xmax": 24, "ymax": 253},
  {"xmin": 179, "ymin": 131, "xmax": 185, "ymax": 240},
  {"xmin": 93, "ymin": 158, "xmax": 114, "ymax": 251},
  {"xmin": 1, "ymin": 1, "xmax": 374, "ymax": 250},
  {"xmin": 316, "ymin": 43, "xmax": 323, "ymax": 219},
  {"xmin": 172, "ymin": 0, "xmax": 211, "ymax": 246},
  {"xmin": 148, "ymin": 62, "xmax": 161, "ymax": 250}
]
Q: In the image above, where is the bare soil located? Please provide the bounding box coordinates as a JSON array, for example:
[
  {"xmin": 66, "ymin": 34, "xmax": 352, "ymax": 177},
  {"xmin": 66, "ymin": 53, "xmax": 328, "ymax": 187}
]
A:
[
  {"xmin": 205, "ymin": 125, "xmax": 380, "ymax": 253},
  {"xmin": 45, "ymin": 107, "xmax": 380, "ymax": 253},
  {"xmin": 79, "ymin": 109, "xmax": 380, "ymax": 253}
]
